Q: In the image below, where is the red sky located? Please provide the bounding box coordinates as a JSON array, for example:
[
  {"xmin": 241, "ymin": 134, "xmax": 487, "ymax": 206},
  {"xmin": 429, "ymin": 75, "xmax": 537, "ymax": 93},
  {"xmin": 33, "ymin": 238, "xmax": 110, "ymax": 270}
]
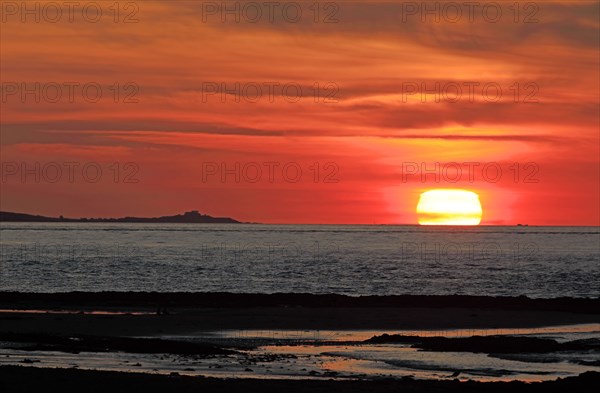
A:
[{"xmin": 1, "ymin": 1, "xmax": 599, "ymax": 225}]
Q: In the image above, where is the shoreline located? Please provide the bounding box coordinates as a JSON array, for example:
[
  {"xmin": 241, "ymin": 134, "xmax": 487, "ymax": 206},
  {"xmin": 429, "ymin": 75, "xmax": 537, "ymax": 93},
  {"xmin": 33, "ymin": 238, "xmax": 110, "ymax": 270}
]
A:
[
  {"xmin": 1, "ymin": 292, "xmax": 598, "ymax": 311},
  {"xmin": 1, "ymin": 309, "xmax": 596, "ymax": 336},
  {"xmin": 1, "ymin": 292, "xmax": 598, "ymax": 385},
  {"xmin": 1, "ymin": 292, "xmax": 598, "ymax": 336}
]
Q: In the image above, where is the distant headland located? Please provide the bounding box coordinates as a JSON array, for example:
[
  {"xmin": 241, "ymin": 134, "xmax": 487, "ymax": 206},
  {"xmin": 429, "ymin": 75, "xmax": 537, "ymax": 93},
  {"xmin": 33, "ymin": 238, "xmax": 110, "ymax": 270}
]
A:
[{"xmin": 0, "ymin": 211, "xmax": 241, "ymax": 224}]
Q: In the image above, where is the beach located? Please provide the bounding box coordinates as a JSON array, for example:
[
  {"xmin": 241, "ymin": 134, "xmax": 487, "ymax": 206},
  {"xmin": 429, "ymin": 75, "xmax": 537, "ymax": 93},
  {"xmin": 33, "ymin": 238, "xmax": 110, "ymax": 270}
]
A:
[
  {"xmin": 0, "ymin": 292, "xmax": 599, "ymax": 335},
  {"xmin": 2, "ymin": 366, "xmax": 599, "ymax": 393},
  {"xmin": 1, "ymin": 292, "xmax": 598, "ymax": 388}
]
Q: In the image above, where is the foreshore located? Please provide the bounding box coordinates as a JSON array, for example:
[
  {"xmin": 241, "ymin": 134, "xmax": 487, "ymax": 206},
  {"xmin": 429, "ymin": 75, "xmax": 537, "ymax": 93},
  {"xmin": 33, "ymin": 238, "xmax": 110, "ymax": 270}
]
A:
[
  {"xmin": 2, "ymin": 366, "xmax": 599, "ymax": 393},
  {"xmin": 0, "ymin": 292, "xmax": 598, "ymax": 336},
  {"xmin": 1, "ymin": 292, "xmax": 598, "ymax": 389}
]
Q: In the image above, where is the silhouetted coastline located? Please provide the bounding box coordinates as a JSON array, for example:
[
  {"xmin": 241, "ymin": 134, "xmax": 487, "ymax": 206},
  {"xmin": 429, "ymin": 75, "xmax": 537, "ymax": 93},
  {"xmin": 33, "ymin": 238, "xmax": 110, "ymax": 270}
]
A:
[{"xmin": 0, "ymin": 211, "xmax": 240, "ymax": 224}]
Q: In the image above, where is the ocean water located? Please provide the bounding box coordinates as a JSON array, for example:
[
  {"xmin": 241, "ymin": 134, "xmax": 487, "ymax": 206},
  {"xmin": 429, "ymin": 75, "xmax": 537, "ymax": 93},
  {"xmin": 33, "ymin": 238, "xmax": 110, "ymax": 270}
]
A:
[{"xmin": 0, "ymin": 223, "xmax": 598, "ymax": 297}]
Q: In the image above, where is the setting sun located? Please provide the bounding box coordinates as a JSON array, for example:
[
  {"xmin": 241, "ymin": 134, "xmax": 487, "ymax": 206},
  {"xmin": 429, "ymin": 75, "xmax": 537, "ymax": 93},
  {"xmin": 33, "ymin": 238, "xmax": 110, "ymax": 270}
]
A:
[{"xmin": 417, "ymin": 189, "xmax": 483, "ymax": 225}]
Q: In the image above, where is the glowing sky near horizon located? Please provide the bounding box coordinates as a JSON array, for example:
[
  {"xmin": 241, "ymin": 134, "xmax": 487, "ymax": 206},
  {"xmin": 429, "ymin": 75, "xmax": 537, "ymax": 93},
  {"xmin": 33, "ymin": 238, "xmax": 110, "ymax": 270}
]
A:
[{"xmin": 0, "ymin": 1, "xmax": 598, "ymax": 225}]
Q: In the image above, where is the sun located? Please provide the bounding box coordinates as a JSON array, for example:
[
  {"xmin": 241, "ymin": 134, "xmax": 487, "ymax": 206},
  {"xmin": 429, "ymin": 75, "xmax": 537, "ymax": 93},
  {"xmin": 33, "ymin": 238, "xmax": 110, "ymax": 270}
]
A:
[{"xmin": 417, "ymin": 189, "xmax": 482, "ymax": 225}]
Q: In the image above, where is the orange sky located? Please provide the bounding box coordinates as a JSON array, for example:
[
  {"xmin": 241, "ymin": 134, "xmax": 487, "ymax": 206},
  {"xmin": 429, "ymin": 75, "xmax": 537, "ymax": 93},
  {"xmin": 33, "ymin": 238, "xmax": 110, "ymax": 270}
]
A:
[{"xmin": 1, "ymin": 1, "xmax": 599, "ymax": 225}]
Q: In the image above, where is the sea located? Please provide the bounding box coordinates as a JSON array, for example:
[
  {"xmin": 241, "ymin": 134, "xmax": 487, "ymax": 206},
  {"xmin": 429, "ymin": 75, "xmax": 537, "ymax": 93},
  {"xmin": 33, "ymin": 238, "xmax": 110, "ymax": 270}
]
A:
[{"xmin": 0, "ymin": 223, "xmax": 599, "ymax": 297}]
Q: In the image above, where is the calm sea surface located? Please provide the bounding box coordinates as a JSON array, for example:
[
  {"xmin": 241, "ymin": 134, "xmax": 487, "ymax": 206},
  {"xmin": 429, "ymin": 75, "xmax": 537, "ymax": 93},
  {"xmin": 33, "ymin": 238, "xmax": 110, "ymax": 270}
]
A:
[{"xmin": 0, "ymin": 224, "xmax": 598, "ymax": 297}]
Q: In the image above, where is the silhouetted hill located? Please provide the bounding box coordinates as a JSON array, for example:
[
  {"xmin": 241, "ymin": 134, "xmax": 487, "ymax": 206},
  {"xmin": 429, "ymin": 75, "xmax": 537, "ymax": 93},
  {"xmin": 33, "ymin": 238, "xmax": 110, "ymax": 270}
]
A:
[{"xmin": 0, "ymin": 211, "xmax": 240, "ymax": 224}]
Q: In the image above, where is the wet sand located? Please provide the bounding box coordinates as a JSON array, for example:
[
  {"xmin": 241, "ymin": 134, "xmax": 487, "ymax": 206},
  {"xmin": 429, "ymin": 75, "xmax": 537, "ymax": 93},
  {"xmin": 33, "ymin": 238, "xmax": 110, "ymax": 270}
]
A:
[
  {"xmin": 1, "ymin": 366, "xmax": 599, "ymax": 393},
  {"xmin": 0, "ymin": 292, "xmax": 598, "ymax": 336},
  {"xmin": 1, "ymin": 292, "xmax": 598, "ymax": 390},
  {"xmin": 2, "ymin": 307, "xmax": 599, "ymax": 337},
  {"xmin": 2, "ymin": 292, "xmax": 598, "ymax": 312}
]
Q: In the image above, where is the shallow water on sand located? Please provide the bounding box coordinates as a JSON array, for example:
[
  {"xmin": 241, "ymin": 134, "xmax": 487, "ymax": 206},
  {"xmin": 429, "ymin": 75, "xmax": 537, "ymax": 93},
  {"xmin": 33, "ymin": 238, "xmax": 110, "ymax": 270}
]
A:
[
  {"xmin": 199, "ymin": 323, "xmax": 600, "ymax": 342},
  {"xmin": 1, "ymin": 324, "xmax": 598, "ymax": 382}
]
